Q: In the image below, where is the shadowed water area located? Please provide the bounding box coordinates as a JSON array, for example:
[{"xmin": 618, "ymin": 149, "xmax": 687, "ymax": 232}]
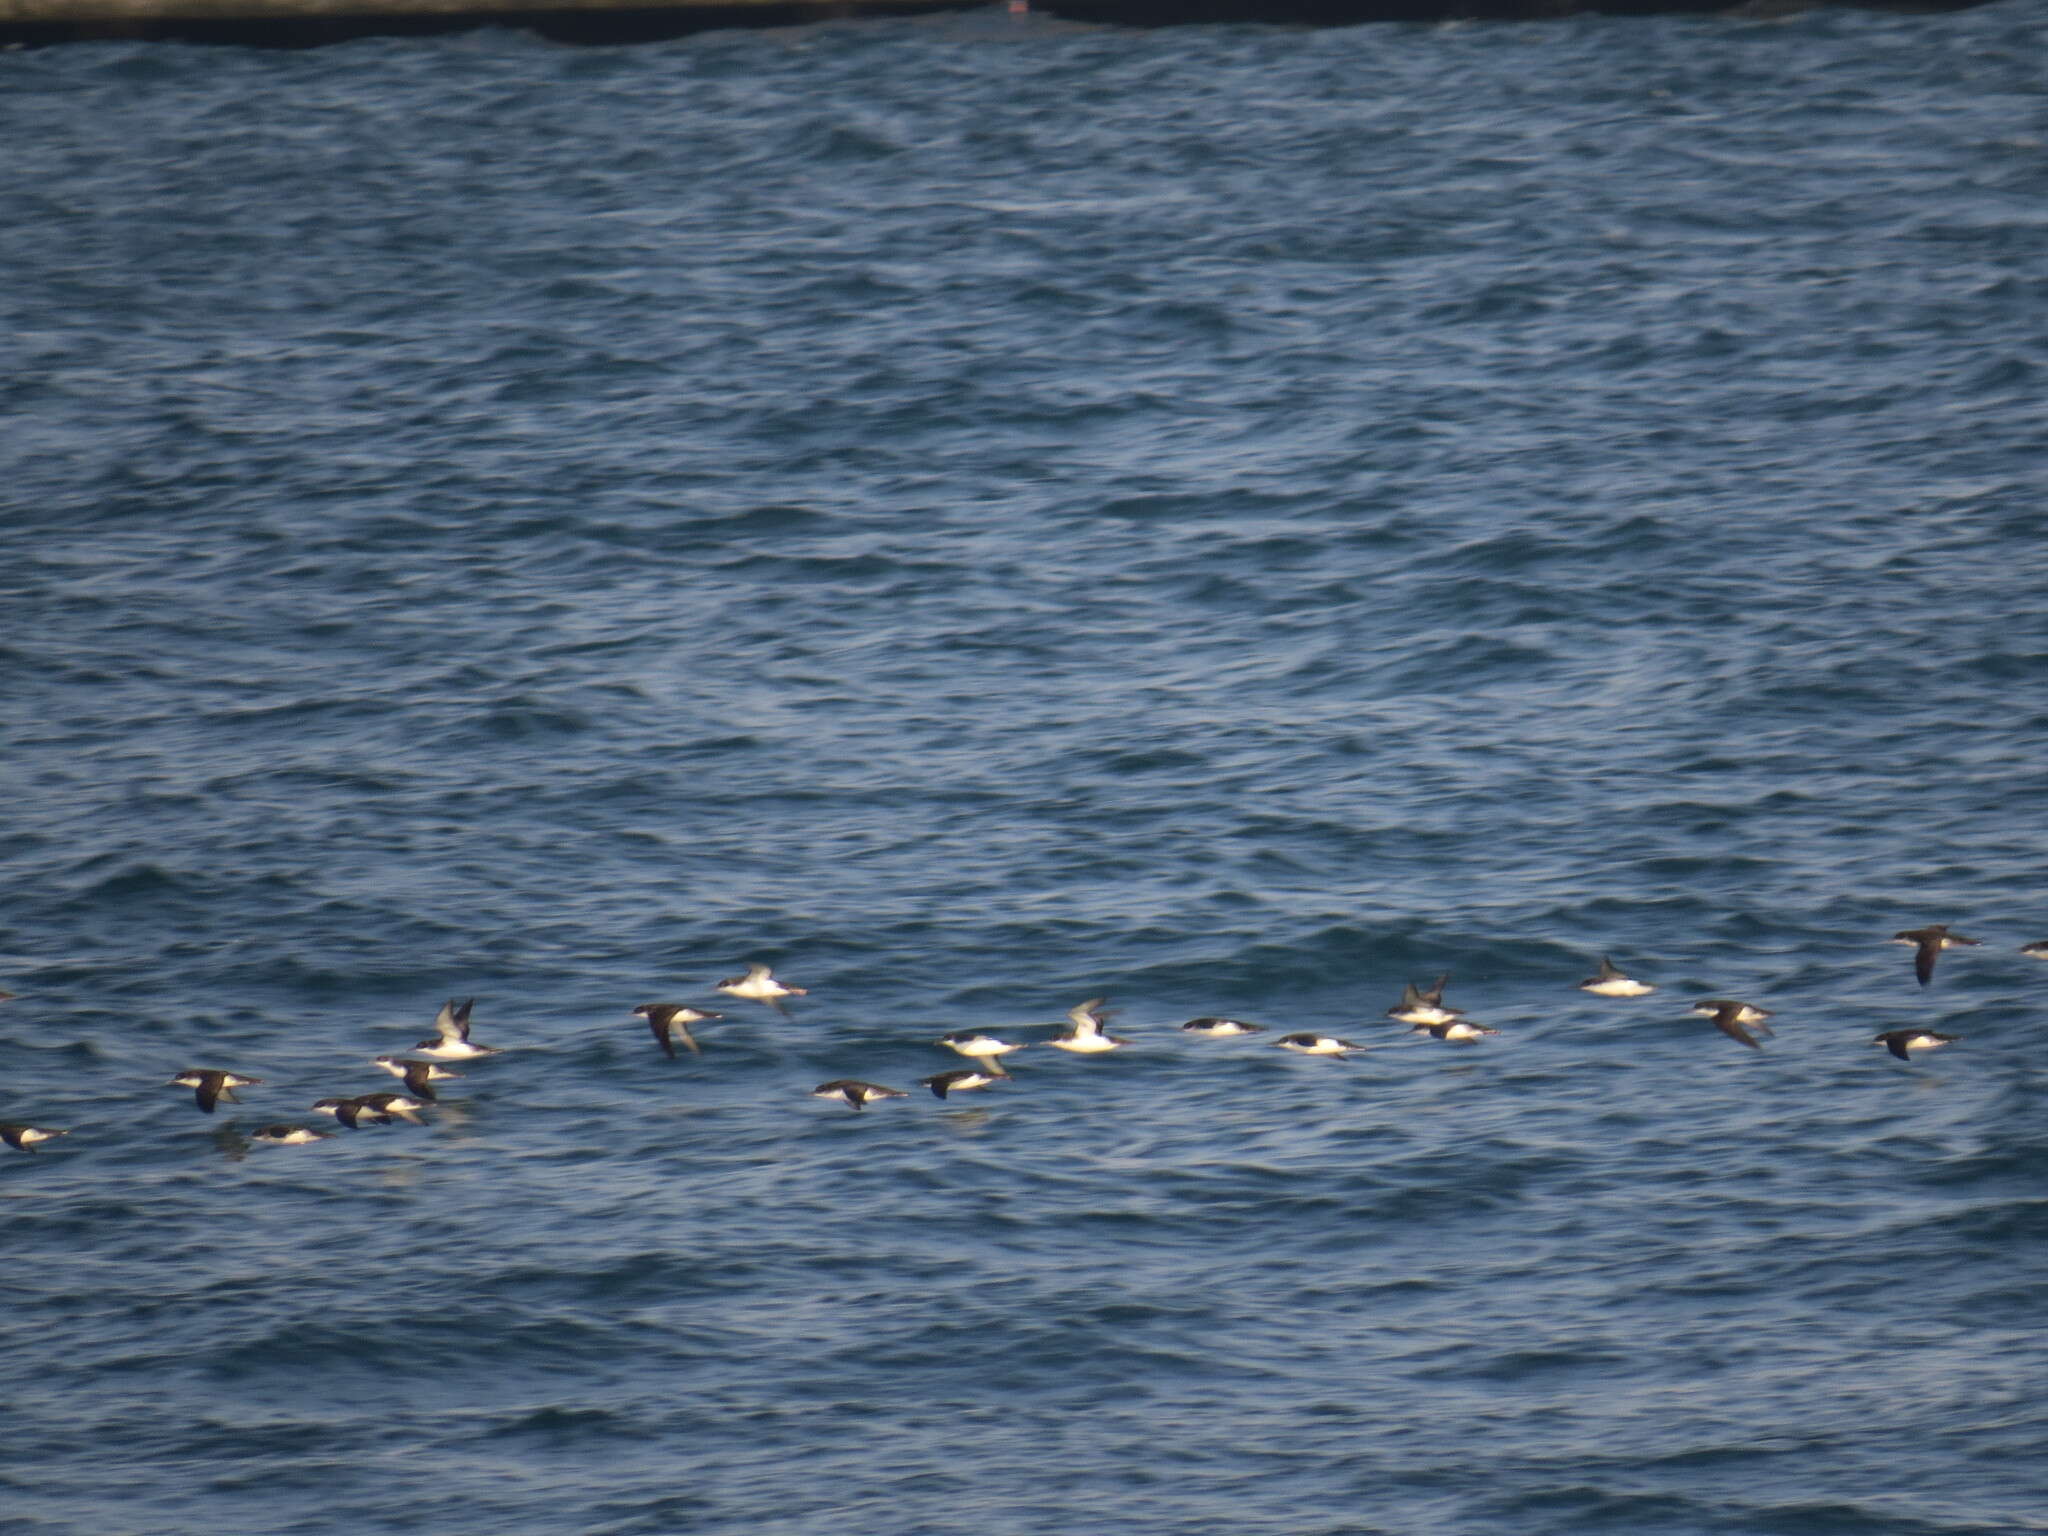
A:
[{"xmin": 4, "ymin": 6, "xmax": 2047, "ymax": 1533}]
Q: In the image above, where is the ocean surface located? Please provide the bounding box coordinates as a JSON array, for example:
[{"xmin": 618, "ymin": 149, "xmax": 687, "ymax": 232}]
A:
[{"xmin": 5, "ymin": 5, "xmax": 2048, "ymax": 1532}]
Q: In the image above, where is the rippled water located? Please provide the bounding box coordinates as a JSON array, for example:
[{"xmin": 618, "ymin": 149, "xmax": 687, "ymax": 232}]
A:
[{"xmin": 5, "ymin": 6, "xmax": 2048, "ymax": 1533}]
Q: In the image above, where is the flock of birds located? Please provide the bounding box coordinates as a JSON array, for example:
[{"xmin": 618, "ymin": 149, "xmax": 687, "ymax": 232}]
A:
[{"xmin": 0, "ymin": 926, "xmax": 2030, "ymax": 1153}]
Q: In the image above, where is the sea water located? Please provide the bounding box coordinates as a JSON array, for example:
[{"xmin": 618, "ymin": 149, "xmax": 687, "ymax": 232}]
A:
[{"xmin": 4, "ymin": 7, "xmax": 2047, "ymax": 1532}]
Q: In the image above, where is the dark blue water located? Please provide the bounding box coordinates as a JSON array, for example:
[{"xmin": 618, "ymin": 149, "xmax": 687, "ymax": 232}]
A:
[{"xmin": 6, "ymin": 6, "xmax": 2048, "ymax": 1533}]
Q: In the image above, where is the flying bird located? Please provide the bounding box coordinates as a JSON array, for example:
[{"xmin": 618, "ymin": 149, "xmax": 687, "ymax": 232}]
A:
[
  {"xmin": 1700, "ymin": 999, "xmax": 1766, "ymax": 1050},
  {"xmin": 1891, "ymin": 925, "xmax": 1979, "ymax": 987},
  {"xmin": 1872, "ymin": 1029, "xmax": 1960, "ymax": 1061},
  {"xmin": 1275, "ymin": 1033, "xmax": 1364, "ymax": 1058},
  {"xmin": 811, "ymin": 1080, "xmax": 908, "ymax": 1111},
  {"xmin": 354, "ymin": 1092, "xmax": 430, "ymax": 1126},
  {"xmin": 371, "ymin": 1056, "xmax": 460, "ymax": 1101},
  {"xmin": 920, "ymin": 1069, "xmax": 1000, "ymax": 1100},
  {"xmin": 936, "ymin": 1030, "xmax": 1030, "ymax": 1076},
  {"xmin": 715, "ymin": 963, "xmax": 807, "ymax": 1013},
  {"xmin": 410, "ymin": 998, "xmax": 500, "ymax": 1060},
  {"xmin": 1046, "ymin": 997, "xmax": 1127, "ymax": 1054},
  {"xmin": 1387, "ymin": 975, "xmax": 1461, "ymax": 1025},
  {"xmin": 1689, "ymin": 999, "xmax": 1774, "ymax": 1039},
  {"xmin": 1580, "ymin": 957, "xmax": 1654, "ymax": 997},
  {"xmin": 167, "ymin": 1069, "xmax": 263, "ymax": 1115},
  {"xmin": 1, "ymin": 1123, "xmax": 68, "ymax": 1153},
  {"xmin": 250, "ymin": 1125, "xmax": 329, "ymax": 1146},
  {"xmin": 313, "ymin": 1096, "xmax": 393, "ymax": 1129},
  {"xmin": 1409, "ymin": 1019, "xmax": 1499, "ymax": 1043},
  {"xmin": 632, "ymin": 1003, "xmax": 721, "ymax": 1059},
  {"xmin": 1180, "ymin": 1017, "xmax": 1265, "ymax": 1037}
]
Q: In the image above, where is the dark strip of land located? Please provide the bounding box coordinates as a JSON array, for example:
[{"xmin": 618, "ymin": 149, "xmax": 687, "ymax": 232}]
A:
[{"xmin": 0, "ymin": 0, "xmax": 1990, "ymax": 50}]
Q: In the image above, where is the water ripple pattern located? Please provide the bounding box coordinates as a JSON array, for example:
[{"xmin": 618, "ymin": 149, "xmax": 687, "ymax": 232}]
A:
[{"xmin": 3, "ymin": 6, "xmax": 2047, "ymax": 1534}]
